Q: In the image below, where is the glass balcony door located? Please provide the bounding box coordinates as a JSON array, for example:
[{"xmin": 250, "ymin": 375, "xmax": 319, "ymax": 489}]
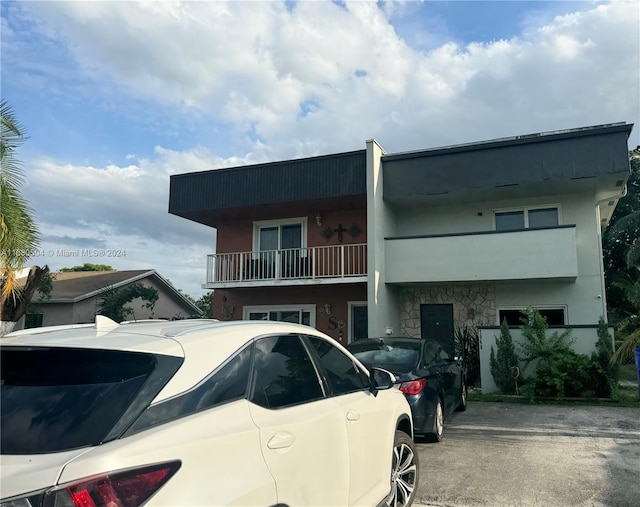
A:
[{"xmin": 259, "ymin": 223, "xmax": 303, "ymax": 278}]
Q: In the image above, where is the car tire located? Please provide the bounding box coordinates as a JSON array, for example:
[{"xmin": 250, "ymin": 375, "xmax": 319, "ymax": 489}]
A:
[
  {"xmin": 426, "ymin": 398, "xmax": 444, "ymax": 443},
  {"xmin": 385, "ymin": 430, "xmax": 419, "ymax": 507},
  {"xmin": 456, "ymin": 380, "xmax": 468, "ymax": 412}
]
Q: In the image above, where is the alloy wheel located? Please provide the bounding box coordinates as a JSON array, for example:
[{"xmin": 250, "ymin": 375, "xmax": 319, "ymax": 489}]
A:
[
  {"xmin": 435, "ymin": 399, "xmax": 444, "ymax": 440},
  {"xmin": 386, "ymin": 432, "xmax": 418, "ymax": 507}
]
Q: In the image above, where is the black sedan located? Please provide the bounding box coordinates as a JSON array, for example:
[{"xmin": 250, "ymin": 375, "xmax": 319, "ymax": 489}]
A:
[{"xmin": 348, "ymin": 337, "xmax": 466, "ymax": 442}]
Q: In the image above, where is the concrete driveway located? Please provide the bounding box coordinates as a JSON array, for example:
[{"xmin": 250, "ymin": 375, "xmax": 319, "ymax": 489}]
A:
[{"xmin": 413, "ymin": 402, "xmax": 640, "ymax": 507}]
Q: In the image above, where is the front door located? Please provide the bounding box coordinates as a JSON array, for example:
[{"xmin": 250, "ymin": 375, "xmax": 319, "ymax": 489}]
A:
[
  {"xmin": 420, "ymin": 304, "xmax": 455, "ymax": 356},
  {"xmin": 351, "ymin": 304, "xmax": 368, "ymax": 342}
]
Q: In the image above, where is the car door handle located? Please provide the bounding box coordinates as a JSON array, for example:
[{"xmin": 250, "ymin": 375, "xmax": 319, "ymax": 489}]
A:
[
  {"xmin": 346, "ymin": 410, "xmax": 360, "ymax": 421},
  {"xmin": 267, "ymin": 431, "xmax": 296, "ymax": 450}
]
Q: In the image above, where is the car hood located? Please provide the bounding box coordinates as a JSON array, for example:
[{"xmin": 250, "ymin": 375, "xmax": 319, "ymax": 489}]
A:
[{"xmin": 0, "ymin": 448, "xmax": 92, "ymax": 499}]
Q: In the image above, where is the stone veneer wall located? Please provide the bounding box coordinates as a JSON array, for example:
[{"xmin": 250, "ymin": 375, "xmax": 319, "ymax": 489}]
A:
[{"xmin": 399, "ymin": 285, "xmax": 496, "ymax": 337}]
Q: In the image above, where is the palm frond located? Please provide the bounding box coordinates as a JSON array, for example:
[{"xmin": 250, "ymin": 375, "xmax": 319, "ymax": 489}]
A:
[
  {"xmin": 611, "ymin": 328, "xmax": 640, "ymax": 363},
  {"xmin": 0, "ymin": 99, "xmax": 28, "ymax": 190}
]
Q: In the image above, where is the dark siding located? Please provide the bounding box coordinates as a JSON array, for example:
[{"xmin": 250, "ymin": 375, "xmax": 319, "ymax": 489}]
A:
[
  {"xmin": 169, "ymin": 150, "xmax": 366, "ymax": 216},
  {"xmin": 383, "ymin": 124, "xmax": 633, "ymax": 200}
]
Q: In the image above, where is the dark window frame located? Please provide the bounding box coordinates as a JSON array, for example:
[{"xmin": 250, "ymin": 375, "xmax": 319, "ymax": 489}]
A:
[
  {"xmin": 498, "ymin": 308, "xmax": 567, "ymax": 326},
  {"xmin": 494, "ymin": 206, "xmax": 559, "ymax": 231}
]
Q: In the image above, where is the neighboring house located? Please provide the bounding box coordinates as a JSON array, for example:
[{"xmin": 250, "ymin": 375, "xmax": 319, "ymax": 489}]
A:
[
  {"xmin": 18, "ymin": 270, "xmax": 201, "ymax": 330},
  {"xmin": 169, "ymin": 122, "xmax": 634, "ymax": 391}
]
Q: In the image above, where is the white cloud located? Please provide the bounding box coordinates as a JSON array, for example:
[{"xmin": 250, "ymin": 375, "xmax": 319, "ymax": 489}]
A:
[
  {"xmin": 7, "ymin": 0, "xmax": 639, "ymax": 297},
  {"xmin": 16, "ymin": 1, "xmax": 639, "ymax": 154},
  {"xmin": 23, "ymin": 147, "xmax": 264, "ymax": 297}
]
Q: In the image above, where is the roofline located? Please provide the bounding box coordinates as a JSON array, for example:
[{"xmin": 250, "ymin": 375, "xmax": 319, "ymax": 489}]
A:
[
  {"xmin": 170, "ymin": 149, "xmax": 366, "ymax": 180},
  {"xmin": 381, "ymin": 123, "xmax": 634, "ymax": 162},
  {"xmin": 150, "ymin": 271, "xmax": 203, "ymax": 315},
  {"xmin": 39, "ymin": 270, "xmax": 203, "ymax": 314}
]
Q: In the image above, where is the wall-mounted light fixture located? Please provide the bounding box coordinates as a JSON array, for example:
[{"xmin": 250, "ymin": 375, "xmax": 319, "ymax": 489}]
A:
[
  {"xmin": 323, "ymin": 303, "xmax": 332, "ymax": 315},
  {"xmin": 316, "ymin": 213, "xmax": 322, "ymax": 227}
]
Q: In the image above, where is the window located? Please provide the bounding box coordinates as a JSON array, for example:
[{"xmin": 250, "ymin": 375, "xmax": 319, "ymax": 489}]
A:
[
  {"xmin": 421, "ymin": 340, "xmax": 440, "ymax": 367},
  {"xmin": 307, "ymin": 336, "xmax": 369, "ymax": 395},
  {"xmin": 1, "ymin": 348, "xmax": 158, "ymax": 454},
  {"xmin": 437, "ymin": 346, "xmax": 452, "ymax": 362},
  {"xmin": 495, "ymin": 207, "xmax": 559, "ymax": 231},
  {"xmin": 528, "ymin": 208, "xmax": 559, "ymax": 228},
  {"xmin": 495, "ymin": 211, "xmax": 524, "ymax": 231},
  {"xmin": 253, "ymin": 218, "xmax": 307, "ymax": 252},
  {"xmin": 128, "ymin": 346, "xmax": 252, "ymax": 433},
  {"xmin": 349, "ymin": 341, "xmax": 421, "ymax": 374},
  {"xmin": 498, "ymin": 308, "xmax": 566, "ymax": 326},
  {"xmin": 24, "ymin": 313, "xmax": 43, "ymax": 329},
  {"xmin": 249, "ymin": 335, "xmax": 324, "ymax": 409},
  {"xmin": 252, "ymin": 218, "xmax": 308, "ymax": 278},
  {"xmin": 244, "ymin": 305, "xmax": 315, "ymax": 327}
]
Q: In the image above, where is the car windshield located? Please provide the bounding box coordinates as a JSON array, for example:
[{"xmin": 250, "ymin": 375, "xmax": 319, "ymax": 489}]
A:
[
  {"xmin": 1, "ymin": 347, "xmax": 157, "ymax": 454},
  {"xmin": 349, "ymin": 342, "xmax": 420, "ymax": 373}
]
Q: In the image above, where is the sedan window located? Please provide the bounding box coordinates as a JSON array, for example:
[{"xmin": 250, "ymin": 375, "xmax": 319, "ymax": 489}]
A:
[
  {"xmin": 306, "ymin": 336, "xmax": 368, "ymax": 396},
  {"xmin": 421, "ymin": 340, "xmax": 440, "ymax": 367},
  {"xmin": 249, "ymin": 335, "xmax": 324, "ymax": 409},
  {"xmin": 438, "ymin": 346, "xmax": 453, "ymax": 362},
  {"xmin": 350, "ymin": 343, "xmax": 420, "ymax": 374}
]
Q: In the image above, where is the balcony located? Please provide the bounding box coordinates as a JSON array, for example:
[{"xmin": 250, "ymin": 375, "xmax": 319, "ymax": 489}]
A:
[
  {"xmin": 205, "ymin": 244, "xmax": 368, "ymax": 288},
  {"xmin": 384, "ymin": 225, "xmax": 578, "ymax": 284}
]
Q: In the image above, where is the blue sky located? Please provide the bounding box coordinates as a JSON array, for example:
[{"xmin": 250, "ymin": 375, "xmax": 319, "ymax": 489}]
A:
[{"xmin": 1, "ymin": 0, "xmax": 639, "ymax": 298}]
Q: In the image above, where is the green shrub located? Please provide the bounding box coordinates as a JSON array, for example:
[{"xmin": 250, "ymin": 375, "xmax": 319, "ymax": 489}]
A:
[
  {"xmin": 490, "ymin": 319, "xmax": 520, "ymax": 394},
  {"xmin": 520, "ymin": 308, "xmax": 575, "ymax": 366},
  {"xmin": 519, "ymin": 308, "xmax": 597, "ymax": 399},
  {"xmin": 588, "ymin": 317, "xmax": 619, "ymax": 397},
  {"xmin": 533, "ymin": 351, "xmax": 592, "ymax": 398}
]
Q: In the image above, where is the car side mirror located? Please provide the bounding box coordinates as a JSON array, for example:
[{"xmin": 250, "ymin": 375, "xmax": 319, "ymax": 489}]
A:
[{"xmin": 369, "ymin": 367, "xmax": 396, "ymax": 396}]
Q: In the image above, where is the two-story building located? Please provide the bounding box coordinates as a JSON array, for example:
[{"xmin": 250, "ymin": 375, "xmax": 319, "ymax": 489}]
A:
[
  {"xmin": 169, "ymin": 122, "xmax": 633, "ymax": 389},
  {"xmin": 169, "ymin": 150, "xmax": 370, "ymax": 346}
]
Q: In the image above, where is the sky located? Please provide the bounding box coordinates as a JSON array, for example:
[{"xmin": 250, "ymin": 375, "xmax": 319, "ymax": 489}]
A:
[{"xmin": 1, "ymin": 0, "xmax": 639, "ymax": 299}]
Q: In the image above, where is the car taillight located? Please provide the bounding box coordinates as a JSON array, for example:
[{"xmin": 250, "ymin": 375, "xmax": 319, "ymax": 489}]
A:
[
  {"xmin": 399, "ymin": 378, "xmax": 426, "ymax": 395},
  {"xmin": 46, "ymin": 461, "xmax": 181, "ymax": 507}
]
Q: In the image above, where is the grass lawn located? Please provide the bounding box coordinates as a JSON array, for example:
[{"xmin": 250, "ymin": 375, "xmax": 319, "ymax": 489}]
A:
[{"xmin": 468, "ymin": 385, "xmax": 640, "ymax": 407}]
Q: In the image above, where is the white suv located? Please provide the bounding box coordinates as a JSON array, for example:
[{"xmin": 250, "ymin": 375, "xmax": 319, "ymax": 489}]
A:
[{"xmin": 1, "ymin": 318, "xmax": 418, "ymax": 507}]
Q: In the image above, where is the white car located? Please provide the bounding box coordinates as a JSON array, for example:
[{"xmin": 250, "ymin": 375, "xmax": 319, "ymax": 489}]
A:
[{"xmin": 1, "ymin": 318, "xmax": 418, "ymax": 507}]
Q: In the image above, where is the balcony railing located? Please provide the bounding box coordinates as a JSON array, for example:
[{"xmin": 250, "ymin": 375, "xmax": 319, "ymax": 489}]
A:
[{"xmin": 206, "ymin": 244, "xmax": 367, "ymax": 286}]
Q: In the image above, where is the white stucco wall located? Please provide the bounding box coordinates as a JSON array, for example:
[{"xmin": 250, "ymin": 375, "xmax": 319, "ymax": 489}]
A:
[
  {"xmin": 388, "ymin": 192, "xmax": 608, "ymax": 326},
  {"xmin": 366, "ymin": 140, "xmax": 400, "ymax": 336}
]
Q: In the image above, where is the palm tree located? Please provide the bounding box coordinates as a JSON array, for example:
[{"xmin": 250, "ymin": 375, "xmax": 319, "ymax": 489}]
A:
[
  {"xmin": 605, "ymin": 148, "xmax": 640, "ymax": 392},
  {"xmin": 1, "ymin": 99, "xmax": 48, "ymax": 335},
  {"xmin": 610, "ymin": 270, "xmax": 640, "ymax": 382}
]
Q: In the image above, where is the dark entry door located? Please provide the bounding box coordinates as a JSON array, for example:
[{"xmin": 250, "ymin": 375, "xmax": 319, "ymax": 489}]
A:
[
  {"xmin": 351, "ymin": 305, "xmax": 368, "ymax": 342},
  {"xmin": 420, "ymin": 304, "xmax": 455, "ymax": 356}
]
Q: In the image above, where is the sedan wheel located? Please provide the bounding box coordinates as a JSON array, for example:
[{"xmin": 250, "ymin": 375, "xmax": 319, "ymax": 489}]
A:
[
  {"xmin": 456, "ymin": 381, "xmax": 468, "ymax": 412},
  {"xmin": 427, "ymin": 398, "xmax": 444, "ymax": 442},
  {"xmin": 385, "ymin": 431, "xmax": 418, "ymax": 507}
]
